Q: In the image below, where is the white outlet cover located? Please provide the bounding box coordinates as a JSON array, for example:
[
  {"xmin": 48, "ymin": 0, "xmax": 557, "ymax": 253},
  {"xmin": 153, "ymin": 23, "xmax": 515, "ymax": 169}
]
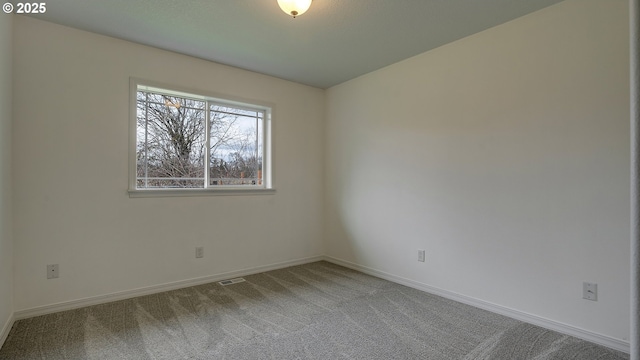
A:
[
  {"xmin": 583, "ymin": 282, "xmax": 597, "ymax": 301},
  {"xmin": 418, "ymin": 250, "xmax": 426, "ymax": 262},
  {"xmin": 47, "ymin": 264, "xmax": 59, "ymax": 279}
]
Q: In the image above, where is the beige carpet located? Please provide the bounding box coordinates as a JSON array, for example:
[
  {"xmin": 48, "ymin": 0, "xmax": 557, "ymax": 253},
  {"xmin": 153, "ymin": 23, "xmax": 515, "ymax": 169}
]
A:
[{"xmin": 0, "ymin": 261, "xmax": 630, "ymax": 359}]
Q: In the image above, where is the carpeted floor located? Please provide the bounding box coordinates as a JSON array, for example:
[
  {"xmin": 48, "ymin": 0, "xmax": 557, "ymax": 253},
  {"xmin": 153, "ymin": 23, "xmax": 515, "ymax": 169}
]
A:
[{"xmin": 0, "ymin": 261, "xmax": 630, "ymax": 359}]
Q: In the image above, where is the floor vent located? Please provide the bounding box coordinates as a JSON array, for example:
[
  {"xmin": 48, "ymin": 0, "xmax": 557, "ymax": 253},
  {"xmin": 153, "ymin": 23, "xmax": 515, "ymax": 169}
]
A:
[{"xmin": 218, "ymin": 278, "xmax": 246, "ymax": 286}]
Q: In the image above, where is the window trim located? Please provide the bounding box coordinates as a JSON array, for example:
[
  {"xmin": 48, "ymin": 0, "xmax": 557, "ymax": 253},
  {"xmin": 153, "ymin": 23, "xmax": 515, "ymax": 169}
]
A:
[{"xmin": 128, "ymin": 78, "xmax": 275, "ymax": 197}]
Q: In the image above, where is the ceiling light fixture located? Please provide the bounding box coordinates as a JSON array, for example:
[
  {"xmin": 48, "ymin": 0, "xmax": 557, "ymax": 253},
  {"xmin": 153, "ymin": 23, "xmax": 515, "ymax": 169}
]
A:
[{"xmin": 277, "ymin": 0, "xmax": 312, "ymax": 18}]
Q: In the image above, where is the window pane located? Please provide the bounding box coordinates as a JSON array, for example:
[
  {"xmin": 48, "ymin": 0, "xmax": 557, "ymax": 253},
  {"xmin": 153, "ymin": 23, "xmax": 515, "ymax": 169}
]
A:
[
  {"xmin": 137, "ymin": 92, "xmax": 206, "ymax": 188},
  {"xmin": 209, "ymin": 105, "xmax": 263, "ymax": 186},
  {"xmin": 131, "ymin": 81, "xmax": 271, "ymax": 193}
]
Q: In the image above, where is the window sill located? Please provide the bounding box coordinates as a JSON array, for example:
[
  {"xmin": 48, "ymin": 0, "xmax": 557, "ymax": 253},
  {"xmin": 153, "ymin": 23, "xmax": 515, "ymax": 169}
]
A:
[{"xmin": 128, "ymin": 188, "xmax": 276, "ymax": 198}]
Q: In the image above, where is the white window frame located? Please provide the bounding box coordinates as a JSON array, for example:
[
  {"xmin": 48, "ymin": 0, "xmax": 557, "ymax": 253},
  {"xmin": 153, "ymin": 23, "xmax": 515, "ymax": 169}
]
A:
[{"xmin": 128, "ymin": 78, "xmax": 275, "ymax": 197}]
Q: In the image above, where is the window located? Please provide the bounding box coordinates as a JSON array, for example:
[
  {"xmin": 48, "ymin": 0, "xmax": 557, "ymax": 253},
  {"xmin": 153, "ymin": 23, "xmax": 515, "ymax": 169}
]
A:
[{"xmin": 129, "ymin": 80, "xmax": 272, "ymax": 196}]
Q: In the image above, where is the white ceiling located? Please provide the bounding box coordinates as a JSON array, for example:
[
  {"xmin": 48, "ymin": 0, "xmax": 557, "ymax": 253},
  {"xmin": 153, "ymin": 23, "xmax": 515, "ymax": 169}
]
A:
[{"xmin": 28, "ymin": 0, "xmax": 565, "ymax": 89}]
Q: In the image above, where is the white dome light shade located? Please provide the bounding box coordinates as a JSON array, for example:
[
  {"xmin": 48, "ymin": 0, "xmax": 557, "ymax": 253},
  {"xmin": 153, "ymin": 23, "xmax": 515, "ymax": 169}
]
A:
[{"xmin": 277, "ymin": 0, "xmax": 312, "ymax": 17}]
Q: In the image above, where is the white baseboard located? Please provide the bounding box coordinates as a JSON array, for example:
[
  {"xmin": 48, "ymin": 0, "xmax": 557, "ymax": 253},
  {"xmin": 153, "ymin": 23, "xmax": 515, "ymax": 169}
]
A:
[
  {"xmin": 323, "ymin": 256, "xmax": 630, "ymax": 354},
  {"xmin": 0, "ymin": 312, "xmax": 14, "ymax": 349},
  {"xmin": 14, "ymin": 255, "xmax": 324, "ymax": 321}
]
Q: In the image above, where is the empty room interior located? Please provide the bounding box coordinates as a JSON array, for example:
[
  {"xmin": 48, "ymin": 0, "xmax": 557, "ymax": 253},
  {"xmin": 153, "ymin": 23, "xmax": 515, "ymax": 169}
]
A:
[{"xmin": 0, "ymin": 0, "xmax": 637, "ymax": 358}]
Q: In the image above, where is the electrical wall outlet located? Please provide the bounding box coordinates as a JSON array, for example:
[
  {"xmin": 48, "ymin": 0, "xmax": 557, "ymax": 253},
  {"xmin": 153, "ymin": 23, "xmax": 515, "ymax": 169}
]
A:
[
  {"xmin": 418, "ymin": 249, "xmax": 425, "ymax": 262},
  {"xmin": 47, "ymin": 264, "xmax": 59, "ymax": 279},
  {"xmin": 583, "ymin": 282, "xmax": 597, "ymax": 301},
  {"xmin": 196, "ymin": 247, "xmax": 204, "ymax": 258}
]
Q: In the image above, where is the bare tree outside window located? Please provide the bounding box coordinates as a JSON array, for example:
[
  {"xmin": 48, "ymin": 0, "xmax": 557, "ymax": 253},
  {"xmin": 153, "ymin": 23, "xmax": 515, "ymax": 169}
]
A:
[{"xmin": 136, "ymin": 89, "xmax": 264, "ymax": 189}]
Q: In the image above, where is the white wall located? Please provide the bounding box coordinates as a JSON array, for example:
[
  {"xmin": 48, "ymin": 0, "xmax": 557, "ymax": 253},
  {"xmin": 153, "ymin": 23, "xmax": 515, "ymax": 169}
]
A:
[
  {"xmin": 12, "ymin": 16, "xmax": 325, "ymax": 311},
  {"xmin": 0, "ymin": 12, "xmax": 14, "ymax": 340},
  {"xmin": 326, "ymin": 0, "xmax": 630, "ymax": 342}
]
